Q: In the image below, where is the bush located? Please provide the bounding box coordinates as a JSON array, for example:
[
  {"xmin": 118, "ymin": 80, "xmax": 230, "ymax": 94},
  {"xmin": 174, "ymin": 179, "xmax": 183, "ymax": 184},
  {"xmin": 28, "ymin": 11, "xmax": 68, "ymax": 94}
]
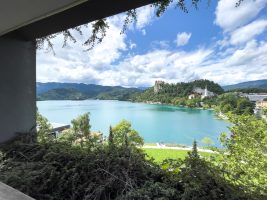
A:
[{"xmin": 0, "ymin": 138, "xmax": 254, "ymax": 200}]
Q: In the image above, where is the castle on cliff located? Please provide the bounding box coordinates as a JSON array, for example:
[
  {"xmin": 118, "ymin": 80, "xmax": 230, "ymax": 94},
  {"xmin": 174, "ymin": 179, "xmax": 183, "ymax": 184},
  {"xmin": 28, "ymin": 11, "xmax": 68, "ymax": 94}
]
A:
[{"xmin": 154, "ymin": 80, "xmax": 164, "ymax": 93}]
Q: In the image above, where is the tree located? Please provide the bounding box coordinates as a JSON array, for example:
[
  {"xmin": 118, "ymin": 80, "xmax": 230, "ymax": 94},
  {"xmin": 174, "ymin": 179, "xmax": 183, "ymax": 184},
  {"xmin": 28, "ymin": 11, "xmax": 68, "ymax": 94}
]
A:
[
  {"xmin": 108, "ymin": 125, "xmax": 114, "ymax": 145},
  {"xmin": 38, "ymin": 1, "xmax": 250, "ymax": 52},
  {"xmin": 71, "ymin": 112, "xmax": 91, "ymax": 139},
  {"xmin": 179, "ymin": 141, "xmax": 244, "ymax": 200},
  {"xmin": 236, "ymin": 98, "xmax": 254, "ymax": 115},
  {"xmin": 216, "ymin": 93, "xmax": 255, "ymax": 115},
  {"xmin": 57, "ymin": 129, "xmax": 76, "ymax": 145},
  {"xmin": 36, "ymin": 111, "xmax": 54, "ymax": 143},
  {"xmin": 219, "ymin": 114, "xmax": 267, "ymax": 197},
  {"xmin": 70, "ymin": 112, "xmax": 91, "ymax": 147},
  {"xmin": 201, "ymin": 137, "xmax": 214, "ymax": 147},
  {"xmin": 112, "ymin": 120, "xmax": 144, "ymax": 147}
]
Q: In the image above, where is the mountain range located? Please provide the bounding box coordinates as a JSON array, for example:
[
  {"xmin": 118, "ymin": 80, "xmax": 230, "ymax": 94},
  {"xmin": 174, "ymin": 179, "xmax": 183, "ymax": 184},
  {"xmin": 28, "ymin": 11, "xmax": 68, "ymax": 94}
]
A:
[
  {"xmin": 37, "ymin": 82, "xmax": 141, "ymax": 101},
  {"xmin": 37, "ymin": 79, "xmax": 267, "ymax": 101},
  {"xmin": 222, "ymin": 79, "xmax": 267, "ymax": 91}
]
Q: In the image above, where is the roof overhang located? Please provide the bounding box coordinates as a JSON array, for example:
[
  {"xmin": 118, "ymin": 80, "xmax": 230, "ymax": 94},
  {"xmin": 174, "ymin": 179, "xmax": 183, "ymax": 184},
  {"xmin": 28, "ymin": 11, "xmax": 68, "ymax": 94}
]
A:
[
  {"xmin": 1, "ymin": 0, "xmax": 157, "ymax": 40},
  {"xmin": 0, "ymin": 0, "xmax": 87, "ymax": 37}
]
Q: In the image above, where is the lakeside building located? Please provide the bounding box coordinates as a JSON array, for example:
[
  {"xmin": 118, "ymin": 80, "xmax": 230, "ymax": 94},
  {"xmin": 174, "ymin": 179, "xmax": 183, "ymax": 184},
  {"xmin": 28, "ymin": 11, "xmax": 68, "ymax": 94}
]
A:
[
  {"xmin": 256, "ymin": 100, "xmax": 267, "ymax": 108},
  {"xmin": 253, "ymin": 100, "xmax": 267, "ymax": 120},
  {"xmin": 240, "ymin": 93, "xmax": 267, "ymax": 102},
  {"xmin": 50, "ymin": 123, "xmax": 71, "ymax": 138},
  {"xmin": 188, "ymin": 94, "xmax": 196, "ymax": 99}
]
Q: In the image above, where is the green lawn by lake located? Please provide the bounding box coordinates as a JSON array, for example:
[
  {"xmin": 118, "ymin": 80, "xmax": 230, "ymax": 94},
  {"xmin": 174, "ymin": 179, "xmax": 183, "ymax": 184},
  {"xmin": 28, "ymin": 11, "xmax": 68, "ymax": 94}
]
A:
[{"xmin": 143, "ymin": 148, "xmax": 213, "ymax": 163}]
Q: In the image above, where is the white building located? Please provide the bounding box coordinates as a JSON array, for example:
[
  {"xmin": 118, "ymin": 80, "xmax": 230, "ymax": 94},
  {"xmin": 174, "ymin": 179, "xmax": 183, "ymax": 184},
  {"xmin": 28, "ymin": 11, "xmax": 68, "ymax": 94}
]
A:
[
  {"xmin": 192, "ymin": 86, "xmax": 214, "ymax": 99},
  {"xmin": 240, "ymin": 93, "xmax": 267, "ymax": 102}
]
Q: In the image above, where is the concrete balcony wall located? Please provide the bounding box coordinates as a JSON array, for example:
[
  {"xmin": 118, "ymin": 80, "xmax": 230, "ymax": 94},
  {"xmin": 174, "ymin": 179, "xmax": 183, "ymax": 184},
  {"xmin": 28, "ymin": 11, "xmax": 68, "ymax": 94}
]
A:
[
  {"xmin": 0, "ymin": 181, "xmax": 34, "ymax": 200},
  {"xmin": 0, "ymin": 36, "xmax": 36, "ymax": 143}
]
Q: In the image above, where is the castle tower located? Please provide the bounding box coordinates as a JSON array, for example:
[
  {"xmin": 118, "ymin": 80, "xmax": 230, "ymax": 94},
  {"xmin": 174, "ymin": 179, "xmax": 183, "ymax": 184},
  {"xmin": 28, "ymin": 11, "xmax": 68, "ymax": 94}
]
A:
[{"xmin": 154, "ymin": 80, "xmax": 164, "ymax": 93}]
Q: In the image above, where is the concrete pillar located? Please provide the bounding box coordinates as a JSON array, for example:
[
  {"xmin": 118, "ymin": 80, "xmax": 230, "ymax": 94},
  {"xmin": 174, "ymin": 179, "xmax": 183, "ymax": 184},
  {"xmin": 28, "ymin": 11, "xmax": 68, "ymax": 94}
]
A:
[{"xmin": 0, "ymin": 36, "xmax": 36, "ymax": 143}]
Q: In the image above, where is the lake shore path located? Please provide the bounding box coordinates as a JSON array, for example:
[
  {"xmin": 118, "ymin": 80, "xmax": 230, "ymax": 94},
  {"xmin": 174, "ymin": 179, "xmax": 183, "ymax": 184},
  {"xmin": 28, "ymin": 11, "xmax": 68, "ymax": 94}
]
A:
[{"xmin": 143, "ymin": 145, "xmax": 215, "ymax": 153}]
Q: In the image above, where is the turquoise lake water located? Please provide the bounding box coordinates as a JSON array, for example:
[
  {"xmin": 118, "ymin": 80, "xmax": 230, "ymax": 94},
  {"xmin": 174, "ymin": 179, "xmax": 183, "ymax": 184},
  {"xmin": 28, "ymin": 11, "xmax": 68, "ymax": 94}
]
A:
[{"xmin": 37, "ymin": 100, "xmax": 230, "ymax": 146}]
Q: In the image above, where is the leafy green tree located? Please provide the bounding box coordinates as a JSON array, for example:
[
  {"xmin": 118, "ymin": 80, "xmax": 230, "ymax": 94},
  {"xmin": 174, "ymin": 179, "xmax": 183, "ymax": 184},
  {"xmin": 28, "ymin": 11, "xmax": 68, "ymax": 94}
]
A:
[
  {"xmin": 112, "ymin": 120, "xmax": 144, "ymax": 147},
  {"xmin": 216, "ymin": 93, "xmax": 254, "ymax": 115},
  {"xmin": 236, "ymin": 98, "xmax": 254, "ymax": 115},
  {"xmin": 179, "ymin": 141, "xmax": 245, "ymax": 200},
  {"xmin": 71, "ymin": 112, "xmax": 91, "ymax": 139},
  {"xmin": 57, "ymin": 129, "xmax": 76, "ymax": 145},
  {"xmin": 219, "ymin": 114, "xmax": 267, "ymax": 197},
  {"xmin": 108, "ymin": 125, "xmax": 114, "ymax": 145},
  {"xmin": 36, "ymin": 111, "xmax": 54, "ymax": 143},
  {"xmin": 201, "ymin": 137, "xmax": 214, "ymax": 147}
]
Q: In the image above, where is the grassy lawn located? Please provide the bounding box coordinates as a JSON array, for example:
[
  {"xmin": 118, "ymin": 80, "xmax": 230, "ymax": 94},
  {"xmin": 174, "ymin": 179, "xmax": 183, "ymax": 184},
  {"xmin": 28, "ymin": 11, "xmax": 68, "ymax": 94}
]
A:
[{"xmin": 143, "ymin": 148, "xmax": 213, "ymax": 163}]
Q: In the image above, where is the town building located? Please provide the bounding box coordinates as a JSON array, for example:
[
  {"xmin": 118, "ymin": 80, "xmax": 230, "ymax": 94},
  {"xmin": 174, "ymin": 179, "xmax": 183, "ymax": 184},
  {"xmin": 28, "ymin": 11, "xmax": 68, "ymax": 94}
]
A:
[
  {"xmin": 188, "ymin": 94, "xmax": 195, "ymax": 99},
  {"xmin": 256, "ymin": 100, "xmax": 267, "ymax": 109},
  {"xmin": 240, "ymin": 93, "xmax": 267, "ymax": 102}
]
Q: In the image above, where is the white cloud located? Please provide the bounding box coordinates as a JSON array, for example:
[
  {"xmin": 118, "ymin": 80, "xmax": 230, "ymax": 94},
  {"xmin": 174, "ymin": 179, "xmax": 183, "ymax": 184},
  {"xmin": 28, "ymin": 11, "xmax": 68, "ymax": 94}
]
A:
[
  {"xmin": 175, "ymin": 32, "xmax": 192, "ymax": 47},
  {"xmin": 151, "ymin": 40, "xmax": 170, "ymax": 49},
  {"xmin": 215, "ymin": 0, "xmax": 267, "ymax": 32},
  {"xmin": 230, "ymin": 19, "xmax": 267, "ymax": 45},
  {"xmin": 136, "ymin": 5, "xmax": 155, "ymax": 30},
  {"xmin": 129, "ymin": 41, "xmax": 137, "ymax": 49},
  {"xmin": 141, "ymin": 29, "xmax": 146, "ymax": 36},
  {"xmin": 37, "ymin": 14, "xmax": 128, "ymax": 83},
  {"xmin": 199, "ymin": 40, "xmax": 267, "ymax": 85},
  {"xmin": 37, "ymin": 1, "xmax": 267, "ymax": 87}
]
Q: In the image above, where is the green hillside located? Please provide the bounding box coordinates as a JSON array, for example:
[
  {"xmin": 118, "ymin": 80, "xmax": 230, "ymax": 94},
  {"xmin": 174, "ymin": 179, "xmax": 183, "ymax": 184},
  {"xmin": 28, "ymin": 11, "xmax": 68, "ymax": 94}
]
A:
[
  {"xmin": 133, "ymin": 79, "xmax": 224, "ymax": 103},
  {"xmin": 38, "ymin": 88, "xmax": 87, "ymax": 100},
  {"xmin": 37, "ymin": 83, "xmax": 141, "ymax": 101}
]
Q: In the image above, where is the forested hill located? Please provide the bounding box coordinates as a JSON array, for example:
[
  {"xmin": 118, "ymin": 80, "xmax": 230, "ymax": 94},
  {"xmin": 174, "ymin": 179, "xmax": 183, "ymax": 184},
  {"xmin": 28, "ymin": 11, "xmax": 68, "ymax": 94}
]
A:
[
  {"xmin": 223, "ymin": 79, "xmax": 267, "ymax": 91},
  {"xmin": 37, "ymin": 82, "xmax": 141, "ymax": 101},
  {"xmin": 132, "ymin": 79, "xmax": 224, "ymax": 103}
]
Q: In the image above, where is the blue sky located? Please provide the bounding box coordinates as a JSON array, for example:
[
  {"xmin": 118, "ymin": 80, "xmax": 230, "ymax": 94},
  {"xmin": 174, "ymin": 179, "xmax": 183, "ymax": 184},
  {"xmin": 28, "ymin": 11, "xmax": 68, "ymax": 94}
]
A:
[{"xmin": 37, "ymin": 0, "xmax": 267, "ymax": 87}]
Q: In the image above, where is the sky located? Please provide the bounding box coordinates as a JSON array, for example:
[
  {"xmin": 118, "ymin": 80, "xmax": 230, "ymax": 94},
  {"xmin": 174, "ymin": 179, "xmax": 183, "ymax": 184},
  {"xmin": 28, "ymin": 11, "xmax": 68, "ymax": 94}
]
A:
[{"xmin": 37, "ymin": 0, "xmax": 267, "ymax": 87}]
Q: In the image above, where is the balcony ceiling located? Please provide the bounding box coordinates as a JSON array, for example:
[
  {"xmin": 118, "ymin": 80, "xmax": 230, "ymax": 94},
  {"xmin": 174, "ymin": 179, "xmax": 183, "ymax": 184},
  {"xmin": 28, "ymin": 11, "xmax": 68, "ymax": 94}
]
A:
[
  {"xmin": 0, "ymin": 0, "xmax": 157, "ymax": 40},
  {"xmin": 0, "ymin": 0, "xmax": 87, "ymax": 37}
]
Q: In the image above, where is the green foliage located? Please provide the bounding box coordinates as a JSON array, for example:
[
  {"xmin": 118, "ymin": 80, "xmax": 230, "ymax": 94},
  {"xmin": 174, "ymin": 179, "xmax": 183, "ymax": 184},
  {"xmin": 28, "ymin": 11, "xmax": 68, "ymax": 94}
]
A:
[
  {"xmin": 0, "ymin": 138, "xmax": 255, "ymax": 200},
  {"xmin": 36, "ymin": 0, "xmax": 210, "ymax": 52},
  {"xmin": 228, "ymin": 88, "xmax": 267, "ymax": 94},
  {"xmin": 36, "ymin": 111, "xmax": 54, "ymax": 143},
  {"xmin": 57, "ymin": 129, "xmax": 76, "ymax": 144},
  {"xmin": 38, "ymin": 88, "xmax": 87, "ymax": 100},
  {"xmin": 219, "ymin": 114, "xmax": 267, "ymax": 197},
  {"xmin": 201, "ymin": 137, "xmax": 214, "ymax": 146},
  {"xmin": 216, "ymin": 93, "xmax": 255, "ymax": 115},
  {"xmin": 2, "ymin": 111, "xmax": 266, "ymax": 199},
  {"xmin": 108, "ymin": 125, "xmax": 114, "ymax": 145},
  {"xmin": 179, "ymin": 141, "xmax": 246, "ymax": 200},
  {"xmin": 71, "ymin": 113, "xmax": 91, "ymax": 136},
  {"xmin": 112, "ymin": 120, "xmax": 144, "ymax": 147},
  {"xmin": 37, "ymin": 83, "xmax": 142, "ymax": 101},
  {"xmin": 0, "ymin": 142, "xmax": 163, "ymax": 200},
  {"xmin": 143, "ymin": 148, "xmax": 212, "ymax": 163},
  {"xmin": 133, "ymin": 79, "xmax": 224, "ymax": 105}
]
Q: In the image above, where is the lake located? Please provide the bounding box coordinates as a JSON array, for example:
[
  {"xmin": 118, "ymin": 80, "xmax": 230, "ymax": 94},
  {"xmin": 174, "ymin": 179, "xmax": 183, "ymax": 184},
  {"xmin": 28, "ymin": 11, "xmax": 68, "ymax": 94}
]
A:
[{"xmin": 37, "ymin": 100, "xmax": 230, "ymax": 146}]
